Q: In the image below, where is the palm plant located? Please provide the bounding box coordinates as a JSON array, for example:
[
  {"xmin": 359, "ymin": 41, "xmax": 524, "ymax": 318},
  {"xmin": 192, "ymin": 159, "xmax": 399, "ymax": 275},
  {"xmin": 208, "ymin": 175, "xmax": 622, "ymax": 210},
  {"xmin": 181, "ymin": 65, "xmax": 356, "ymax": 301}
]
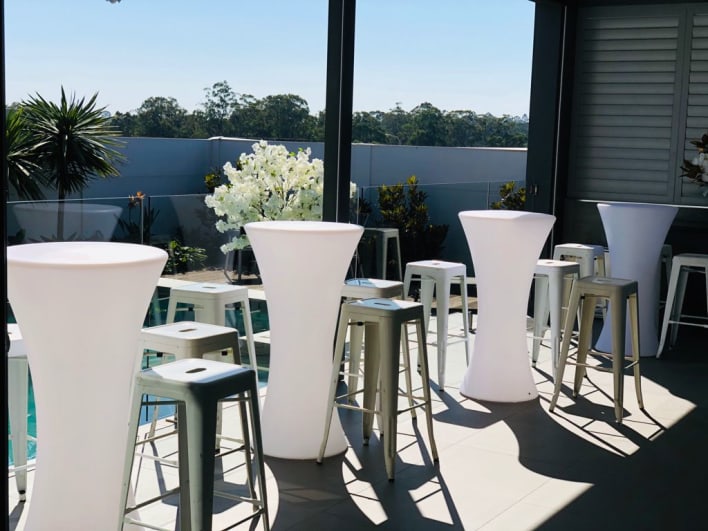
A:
[
  {"xmin": 6, "ymin": 106, "xmax": 49, "ymax": 200},
  {"xmin": 21, "ymin": 87, "xmax": 125, "ymax": 239}
]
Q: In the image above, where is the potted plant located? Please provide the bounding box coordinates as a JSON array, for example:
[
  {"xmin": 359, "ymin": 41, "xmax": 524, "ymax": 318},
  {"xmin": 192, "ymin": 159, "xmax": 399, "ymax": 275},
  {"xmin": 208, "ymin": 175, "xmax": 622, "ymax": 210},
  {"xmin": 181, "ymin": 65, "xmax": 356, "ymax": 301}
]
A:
[
  {"xmin": 204, "ymin": 169, "xmax": 223, "ymax": 193},
  {"xmin": 15, "ymin": 87, "xmax": 125, "ymax": 240},
  {"xmin": 490, "ymin": 181, "xmax": 526, "ymax": 210},
  {"xmin": 376, "ymin": 175, "xmax": 449, "ymax": 265},
  {"xmin": 680, "ymin": 132, "xmax": 708, "ymax": 196}
]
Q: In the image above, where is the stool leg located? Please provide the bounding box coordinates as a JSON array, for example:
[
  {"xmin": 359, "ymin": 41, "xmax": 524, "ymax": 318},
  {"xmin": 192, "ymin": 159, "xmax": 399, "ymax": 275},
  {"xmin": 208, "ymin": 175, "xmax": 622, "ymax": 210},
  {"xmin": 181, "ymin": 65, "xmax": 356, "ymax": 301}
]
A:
[
  {"xmin": 532, "ymin": 274, "xmax": 550, "ymax": 366},
  {"xmin": 181, "ymin": 398, "xmax": 219, "ymax": 531},
  {"xmin": 245, "ymin": 380, "xmax": 270, "ymax": 530},
  {"xmin": 119, "ymin": 383, "xmax": 148, "ymax": 526},
  {"xmin": 547, "ymin": 270, "xmax": 564, "ymax": 373},
  {"xmin": 403, "ymin": 269, "xmax": 413, "ymax": 300},
  {"xmin": 318, "ymin": 308, "xmax": 351, "ymax": 463},
  {"xmin": 416, "ymin": 320, "xmax": 438, "ymax": 464},
  {"xmin": 458, "ymin": 275, "xmax": 471, "ymax": 365},
  {"xmin": 400, "ymin": 322, "xmax": 416, "ymax": 418},
  {"xmin": 348, "ymin": 321, "xmax": 365, "ymax": 404},
  {"xmin": 8, "ymin": 356, "xmax": 28, "ymax": 502},
  {"xmin": 628, "ymin": 292, "xmax": 644, "ymax": 410},
  {"xmin": 394, "ymin": 237, "xmax": 403, "ymax": 281},
  {"xmin": 574, "ymin": 294, "xmax": 597, "ymax": 396},
  {"xmin": 658, "ymin": 262, "xmax": 680, "ymax": 357},
  {"xmin": 381, "ymin": 234, "xmax": 389, "ymax": 280},
  {"xmin": 378, "ymin": 315, "xmax": 400, "ymax": 481},
  {"xmin": 434, "ymin": 280, "xmax": 450, "ymax": 391},
  {"xmin": 239, "ymin": 299, "xmax": 258, "ymax": 370},
  {"xmin": 420, "ymin": 278, "xmax": 434, "ymax": 333},
  {"xmin": 610, "ymin": 294, "xmax": 626, "ymax": 423},
  {"xmin": 550, "ymin": 282, "xmax": 581, "ymax": 412},
  {"xmin": 166, "ymin": 296, "xmax": 178, "ymax": 324},
  {"xmin": 670, "ymin": 267, "xmax": 690, "ymax": 347},
  {"xmin": 363, "ymin": 322, "xmax": 382, "ymax": 443},
  {"xmin": 237, "ymin": 394, "xmax": 256, "ymax": 507}
]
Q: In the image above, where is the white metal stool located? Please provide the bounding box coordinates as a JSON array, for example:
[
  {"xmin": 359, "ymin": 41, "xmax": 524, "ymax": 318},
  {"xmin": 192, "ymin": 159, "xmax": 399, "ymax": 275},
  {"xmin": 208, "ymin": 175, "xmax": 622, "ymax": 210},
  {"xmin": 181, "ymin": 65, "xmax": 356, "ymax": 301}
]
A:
[
  {"xmin": 364, "ymin": 228, "xmax": 403, "ymax": 280},
  {"xmin": 8, "ymin": 323, "xmax": 32, "ymax": 502},
  {"xmin": 140, "ymin": 321, "xmax": 243, "ymax": 449},
  {"xmin": 119, "ymin": 358, "xmax": 269, "ymax": 531},
  {"xmin": 550, "ymin": 276, "xmax": 643, "ymax": 423},
  {"xmin": 341, "ymin": 278, "xmax": 406, "ymax": 396},
  {"xmin": 149, "ymin": 277, "xmax": 196, "ymax": 326},
  {"xmin": 554, "ymin": 243, "xmax": 607, "ymax": 317},
  {"xmin": 531, "ymin": 259, "xmax": 580, "ymax": 375},
  {"xmin": 553, "ymin": 243, "xmax": 606, "ymax": 277},
  {"xmin": 318, "ymin": 298, "xmax": 438, "ymax": 481},
  {"xmin": 403, "ymin": 260, "xmax": 471, "ymax": 391},
  {"xmin": 657, "ymin": 253, "xmax": 708, "ymax": 357},
  {"xmin": 166, "ymin": 282, "xmax": 257, "ymax": 368}
]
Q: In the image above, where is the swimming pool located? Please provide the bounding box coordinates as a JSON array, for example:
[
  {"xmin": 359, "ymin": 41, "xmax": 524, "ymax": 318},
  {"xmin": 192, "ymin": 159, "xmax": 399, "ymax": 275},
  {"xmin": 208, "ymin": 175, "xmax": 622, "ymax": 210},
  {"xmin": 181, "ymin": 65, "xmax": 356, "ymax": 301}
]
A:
[{"xmin": 8, "ymin": 295, "xmax": 270, "ymax": 465}]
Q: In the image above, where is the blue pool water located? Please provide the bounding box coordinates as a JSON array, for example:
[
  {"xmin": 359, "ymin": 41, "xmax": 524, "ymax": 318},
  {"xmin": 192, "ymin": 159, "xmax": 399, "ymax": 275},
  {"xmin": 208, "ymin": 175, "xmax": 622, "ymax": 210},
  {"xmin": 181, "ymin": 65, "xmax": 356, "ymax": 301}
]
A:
[{"xmin": 8, "ymin": 295, "xmax": 270, "ymax": 466}]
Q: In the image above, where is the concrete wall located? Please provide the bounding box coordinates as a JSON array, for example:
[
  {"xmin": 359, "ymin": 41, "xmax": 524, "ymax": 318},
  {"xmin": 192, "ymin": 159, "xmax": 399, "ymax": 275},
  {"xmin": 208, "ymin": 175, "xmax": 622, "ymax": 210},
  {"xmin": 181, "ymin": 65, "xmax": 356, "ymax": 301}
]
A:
[{"xmin": 8, "ymin": 136, "xmax": 527, "ymax": 272}]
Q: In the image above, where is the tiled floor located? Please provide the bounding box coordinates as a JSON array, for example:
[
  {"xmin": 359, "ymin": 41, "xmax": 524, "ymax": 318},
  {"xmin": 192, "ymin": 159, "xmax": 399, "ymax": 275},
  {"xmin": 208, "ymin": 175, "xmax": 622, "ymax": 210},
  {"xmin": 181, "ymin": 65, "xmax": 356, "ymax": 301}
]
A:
[{"xmin": 8, "ymin": 311, "xmax": 708, "ymax": 530}]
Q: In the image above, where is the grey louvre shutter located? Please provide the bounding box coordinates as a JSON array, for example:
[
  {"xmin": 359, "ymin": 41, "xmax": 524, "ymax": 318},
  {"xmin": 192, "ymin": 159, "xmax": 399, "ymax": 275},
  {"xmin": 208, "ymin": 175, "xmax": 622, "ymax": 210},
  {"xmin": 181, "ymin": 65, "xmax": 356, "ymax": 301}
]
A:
[
  {"xmin": 568, "ymin": 5, "xmax": 684, "ymax": 203},
  {"xmin": 681, "ymin": 9, "xmax": 708, "ymax": 202}
]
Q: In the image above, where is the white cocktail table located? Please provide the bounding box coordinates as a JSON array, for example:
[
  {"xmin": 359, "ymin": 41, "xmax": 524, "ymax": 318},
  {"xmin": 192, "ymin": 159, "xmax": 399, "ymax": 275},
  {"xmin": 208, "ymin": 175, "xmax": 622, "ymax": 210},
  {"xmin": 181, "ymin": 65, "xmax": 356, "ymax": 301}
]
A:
[
  {"xmin": 7, "ymin": 242, "xmax": 167, "ymax": 530},
  {"xmin": 458, "ymin": 210, "xmax": 555, "ymax": 402},
  {"xmin": 595, "ymin": 202, "xmax": 677, "ymax": 357},
  {"xmin": 245, "ymin": 220, "xmax": 363, "ymax": 459}
]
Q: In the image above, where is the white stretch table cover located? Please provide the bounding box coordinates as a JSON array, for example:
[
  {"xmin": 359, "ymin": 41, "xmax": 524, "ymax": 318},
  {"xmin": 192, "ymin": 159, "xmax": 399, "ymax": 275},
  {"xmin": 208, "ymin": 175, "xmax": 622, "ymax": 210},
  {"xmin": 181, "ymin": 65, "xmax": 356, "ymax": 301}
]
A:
[
  {"xmin": 595, "ymin": 202, "xmax": 677, "ymax": 357},
  {"xmin": 458, "ymin": 210, "xmax": 555, "ymax": 402},
  {"xmin": 7, "ymin": 242, "xmax": 167, "ymax": 530},
  {"xmin": 245, "ymin": 220, "xmax": 363, "ymax": 459}
]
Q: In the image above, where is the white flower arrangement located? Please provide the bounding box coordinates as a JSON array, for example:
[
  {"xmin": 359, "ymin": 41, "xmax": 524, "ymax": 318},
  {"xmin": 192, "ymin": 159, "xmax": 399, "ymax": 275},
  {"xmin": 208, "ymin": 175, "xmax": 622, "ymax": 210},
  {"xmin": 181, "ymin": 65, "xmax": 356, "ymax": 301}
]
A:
[{"xmin": 205, "ymin": 140, "xmax": 355, "ymax": 252}]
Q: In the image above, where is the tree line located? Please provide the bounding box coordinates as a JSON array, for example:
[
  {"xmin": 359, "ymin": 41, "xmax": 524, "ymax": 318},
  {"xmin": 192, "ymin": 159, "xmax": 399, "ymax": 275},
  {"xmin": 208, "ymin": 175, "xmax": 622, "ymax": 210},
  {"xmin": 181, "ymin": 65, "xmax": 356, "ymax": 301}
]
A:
[{"xmin": 108, "ymin": 81, "xmax": 528, "ymax": 147}]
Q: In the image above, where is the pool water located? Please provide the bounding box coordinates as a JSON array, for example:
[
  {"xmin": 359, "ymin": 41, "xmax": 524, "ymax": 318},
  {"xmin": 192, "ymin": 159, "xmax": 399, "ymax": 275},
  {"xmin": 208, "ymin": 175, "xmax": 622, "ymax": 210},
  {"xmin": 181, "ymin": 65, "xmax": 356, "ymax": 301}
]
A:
[{"xmin": 8, "ymin": 296, "xmax": 270, "ymax": 466}]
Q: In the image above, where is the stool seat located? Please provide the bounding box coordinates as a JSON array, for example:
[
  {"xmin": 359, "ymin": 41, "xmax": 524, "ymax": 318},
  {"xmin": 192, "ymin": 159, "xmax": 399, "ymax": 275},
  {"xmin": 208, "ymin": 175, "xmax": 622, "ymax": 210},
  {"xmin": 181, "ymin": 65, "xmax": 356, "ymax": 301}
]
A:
[
  {"xmin": 657, "ymin": 253, "xmax": 708, "ymax": 357},
  {"xmin": 403, "ymin": 260, "xmax": 471, "ymax": 390},
  {"xmin": 341, "ymin": 278, "xmax": 404, "ymax": 300},
  {"xmin": 119, "ymin": 358, "xmax": 269, "ymax": 531},
  {"xmin": 141, "ymin": 321, "xmax": 241, "ymax": 364},
  {"xmin": 319, "ymin": 298, "xmax": 438, "ymax": 481},
  {"xmin": 166, "ymin": 282, "xmax": 257, "ymax": 369},
  {"xmin": 532, "ymin": 259, "xmax": 580, "ymax": 375},
  {"xmin": 550, "ymin": 276, "xmax": 643, "ymax": 423}
]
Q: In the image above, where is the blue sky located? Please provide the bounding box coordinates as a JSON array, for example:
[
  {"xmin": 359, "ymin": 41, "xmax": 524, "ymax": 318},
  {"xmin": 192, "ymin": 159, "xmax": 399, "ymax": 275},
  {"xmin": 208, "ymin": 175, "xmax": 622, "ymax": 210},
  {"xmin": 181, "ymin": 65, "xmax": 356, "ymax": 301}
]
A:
[{"xmin": 5, "ymin": 0, "xmax": 535, "ymax": 117}]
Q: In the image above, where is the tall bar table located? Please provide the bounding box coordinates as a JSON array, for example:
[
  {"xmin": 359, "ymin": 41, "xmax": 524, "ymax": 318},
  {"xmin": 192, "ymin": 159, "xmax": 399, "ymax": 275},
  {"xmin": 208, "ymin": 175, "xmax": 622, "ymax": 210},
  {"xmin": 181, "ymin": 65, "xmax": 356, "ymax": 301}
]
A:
[
  {"xmin": 7, "ymin": 242, "xmax": 167, "ymax": 530},
  {"xmin": 595, "ymin": 202, "xmax": 677, "ymax": 357},
  {"xmin": 245, "ymin": 221, "xmax": 363, "ymax": 459},
  {"xmin": 458, "ymin": 210, "xmax": 555, "ymax": 402}
]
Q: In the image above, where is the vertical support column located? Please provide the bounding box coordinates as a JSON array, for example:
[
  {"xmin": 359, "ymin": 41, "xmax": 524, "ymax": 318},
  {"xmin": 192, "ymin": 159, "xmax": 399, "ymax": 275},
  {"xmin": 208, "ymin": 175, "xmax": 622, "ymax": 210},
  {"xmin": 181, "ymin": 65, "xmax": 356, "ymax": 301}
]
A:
[{"xmin": 323, "ymin": 0, "xmax": 356, "ymax": 223}]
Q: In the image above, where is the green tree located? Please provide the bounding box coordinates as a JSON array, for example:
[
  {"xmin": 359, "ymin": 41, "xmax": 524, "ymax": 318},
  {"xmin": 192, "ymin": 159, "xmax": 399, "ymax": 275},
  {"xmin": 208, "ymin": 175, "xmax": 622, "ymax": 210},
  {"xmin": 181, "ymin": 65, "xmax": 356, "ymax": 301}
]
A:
[
  {"xmin": 403, "ymin": 102, "xmax": 447, "ymax": 146},
  {"xmin": 201, "ymin": 80, "xmax": 239, "ymax": 136},
  {"xmin": 352, "ymin": 111, "xmax": 387, "ymax": 143},
  {"xmin": 22, "ymin": 87, "xmax": 125, "ymax": 238},
  {"xmin": 133, "ymin": 96, "xmax": 188, "ymax": 138}
]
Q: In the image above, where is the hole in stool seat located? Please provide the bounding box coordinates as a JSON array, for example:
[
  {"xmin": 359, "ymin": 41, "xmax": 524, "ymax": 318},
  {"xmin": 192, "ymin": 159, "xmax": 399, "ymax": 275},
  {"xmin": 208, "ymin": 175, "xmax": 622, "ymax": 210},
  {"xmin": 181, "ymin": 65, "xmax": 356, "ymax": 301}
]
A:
[
  {"xmin": 178, "ymin": 327, "xmax": 198, "ymax": 333},
  {"xmin": 186, "ymin": 367, "xmax": 207, "ymax": 373}
]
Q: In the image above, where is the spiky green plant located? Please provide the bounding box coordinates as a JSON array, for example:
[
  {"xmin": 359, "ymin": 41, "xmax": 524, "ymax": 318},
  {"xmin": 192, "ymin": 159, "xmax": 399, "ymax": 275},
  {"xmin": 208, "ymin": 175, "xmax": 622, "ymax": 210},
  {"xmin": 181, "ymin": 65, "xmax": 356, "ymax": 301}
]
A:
[
  {"xmin": 21, "ymin": 87, "xmax": 125, "ymax": 238},
  {"xmin": 6, "ymin": 106, "xmax": 49, "ymax": 200}
]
